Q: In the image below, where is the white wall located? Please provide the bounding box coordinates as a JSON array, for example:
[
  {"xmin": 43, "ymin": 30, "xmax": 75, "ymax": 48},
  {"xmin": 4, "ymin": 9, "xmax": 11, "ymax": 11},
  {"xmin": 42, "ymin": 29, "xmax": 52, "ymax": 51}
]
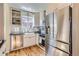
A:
[
  {"xmin": 72, "ymin": 4, "xmax": 79, "ymax": 56},
  {"xmin": 34, "ymin": 12, "xmax": 40, "ymax": 26},
  {"xmin": 0, "ymin": 4, "xmax": 4, "ymax": 40},
  {"xmin": 0, "ymin": 3, "xmax": 5, "ymax": 56},
  {"xmin": 47, "ymin": 3, "xmax": 71, "ymax": 14},
  {"xmin": 4, "ymin": 4, "xmax": 11, "ymax": 52}
]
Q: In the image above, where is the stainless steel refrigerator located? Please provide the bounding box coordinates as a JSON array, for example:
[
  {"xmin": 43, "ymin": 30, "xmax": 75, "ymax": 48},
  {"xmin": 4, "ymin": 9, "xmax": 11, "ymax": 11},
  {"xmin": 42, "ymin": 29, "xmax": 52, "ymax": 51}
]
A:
[{"xmin": 45, "ymin": 6, "xmax": 72, "ymax": 56}]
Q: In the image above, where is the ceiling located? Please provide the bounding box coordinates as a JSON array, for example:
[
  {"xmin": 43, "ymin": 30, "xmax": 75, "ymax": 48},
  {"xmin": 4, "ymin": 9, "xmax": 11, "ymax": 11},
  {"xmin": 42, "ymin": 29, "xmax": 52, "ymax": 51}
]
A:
[
  {"xmin": 9, "ymin": 3, "xmax": 70, "ymax": 13},
  {"xmin": 9, "ymin": 3, "xmax": 49, "ymax": 12}
]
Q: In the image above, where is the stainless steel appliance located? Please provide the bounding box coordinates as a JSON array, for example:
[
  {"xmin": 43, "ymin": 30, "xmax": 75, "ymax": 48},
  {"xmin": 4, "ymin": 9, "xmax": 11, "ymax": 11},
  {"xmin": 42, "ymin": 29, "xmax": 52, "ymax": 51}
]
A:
[{"xmin": 45, "ymin": 6, "xmax": 72, "ymax": 56}]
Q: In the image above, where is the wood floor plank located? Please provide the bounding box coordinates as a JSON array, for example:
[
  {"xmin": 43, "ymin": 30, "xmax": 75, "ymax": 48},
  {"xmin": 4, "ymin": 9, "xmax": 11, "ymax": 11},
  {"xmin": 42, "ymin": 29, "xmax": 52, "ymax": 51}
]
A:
[{"xmin": 6, "ymin": 45, "xmax": 45, "ymax": 56}]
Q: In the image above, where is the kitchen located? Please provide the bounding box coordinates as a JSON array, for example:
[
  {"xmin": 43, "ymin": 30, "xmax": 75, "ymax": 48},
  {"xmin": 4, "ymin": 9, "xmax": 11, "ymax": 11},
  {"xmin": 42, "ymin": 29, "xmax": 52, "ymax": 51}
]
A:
[{"xmin": 1, "ymin": 3, "xmax": 79, "ymax": 56}]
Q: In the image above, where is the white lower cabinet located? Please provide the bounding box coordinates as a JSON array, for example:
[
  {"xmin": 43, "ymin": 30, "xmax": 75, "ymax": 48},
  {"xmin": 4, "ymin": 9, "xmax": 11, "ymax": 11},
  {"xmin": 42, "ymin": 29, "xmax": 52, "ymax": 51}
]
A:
[
  {"xmin": 10, "ymin": 33, "xmax": 38, "ymax": 50},
  {"xmin": 23, "ymin": 33, "xmax": 37, "ymax": 47}
]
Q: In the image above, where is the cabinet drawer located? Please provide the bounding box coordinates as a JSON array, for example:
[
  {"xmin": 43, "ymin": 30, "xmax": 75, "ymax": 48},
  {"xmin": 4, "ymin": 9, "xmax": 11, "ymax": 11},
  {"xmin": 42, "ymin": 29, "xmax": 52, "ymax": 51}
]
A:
[{"xmin": 23, "ymin": 37, "xmax": 36, "ymax": 47}]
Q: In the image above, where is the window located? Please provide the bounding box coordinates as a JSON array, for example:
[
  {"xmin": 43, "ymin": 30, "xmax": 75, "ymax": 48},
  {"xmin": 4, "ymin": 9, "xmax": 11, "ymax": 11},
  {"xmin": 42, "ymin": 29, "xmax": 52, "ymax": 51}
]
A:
[{"xmin": 21, "ymin": 12, "xmax": 34, "ymax": 33}]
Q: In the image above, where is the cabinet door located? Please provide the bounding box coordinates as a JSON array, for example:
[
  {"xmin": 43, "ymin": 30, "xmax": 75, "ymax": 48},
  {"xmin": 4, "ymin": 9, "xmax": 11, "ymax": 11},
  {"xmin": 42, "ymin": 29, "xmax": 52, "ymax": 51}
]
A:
[
  {"xmin": 29, "ymin": 36, "xmax": 36, "ymax": 46},
  {"xmin": 23, "ymin": 37, "xmax": 30, "ymax": 47},
  {"xmin": 16, "ymin": 35, "xmax": 23, "ymax": 48},
  {"xmin": 11, "ymin": 35, "xmax": 15, "ymax": 50},
  {"xmin": 23, "ymin": 35, "xmax": 36, "ymax": 47},
  {"xmin": 10, "ymin": 35, "xmax": 23, "ymax": 50}
]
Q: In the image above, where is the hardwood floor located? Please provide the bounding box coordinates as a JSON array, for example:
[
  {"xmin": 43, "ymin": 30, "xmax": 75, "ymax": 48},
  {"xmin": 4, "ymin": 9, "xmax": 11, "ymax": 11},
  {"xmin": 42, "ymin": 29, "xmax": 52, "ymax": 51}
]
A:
[{"xmin": 6, "ymin": 45, "xmax": 45, "ymax": 56}]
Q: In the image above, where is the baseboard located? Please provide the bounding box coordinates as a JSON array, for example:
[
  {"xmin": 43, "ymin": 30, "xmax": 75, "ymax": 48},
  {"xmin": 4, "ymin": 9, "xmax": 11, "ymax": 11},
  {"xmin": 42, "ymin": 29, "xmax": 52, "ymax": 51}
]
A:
[
  {"xmin": 37, "ymin": 44, "xmax": 45, "ymax": 51},
  {"xmin": 6, "ymin": 44, "xmax": 37, "ymax": 53}
]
